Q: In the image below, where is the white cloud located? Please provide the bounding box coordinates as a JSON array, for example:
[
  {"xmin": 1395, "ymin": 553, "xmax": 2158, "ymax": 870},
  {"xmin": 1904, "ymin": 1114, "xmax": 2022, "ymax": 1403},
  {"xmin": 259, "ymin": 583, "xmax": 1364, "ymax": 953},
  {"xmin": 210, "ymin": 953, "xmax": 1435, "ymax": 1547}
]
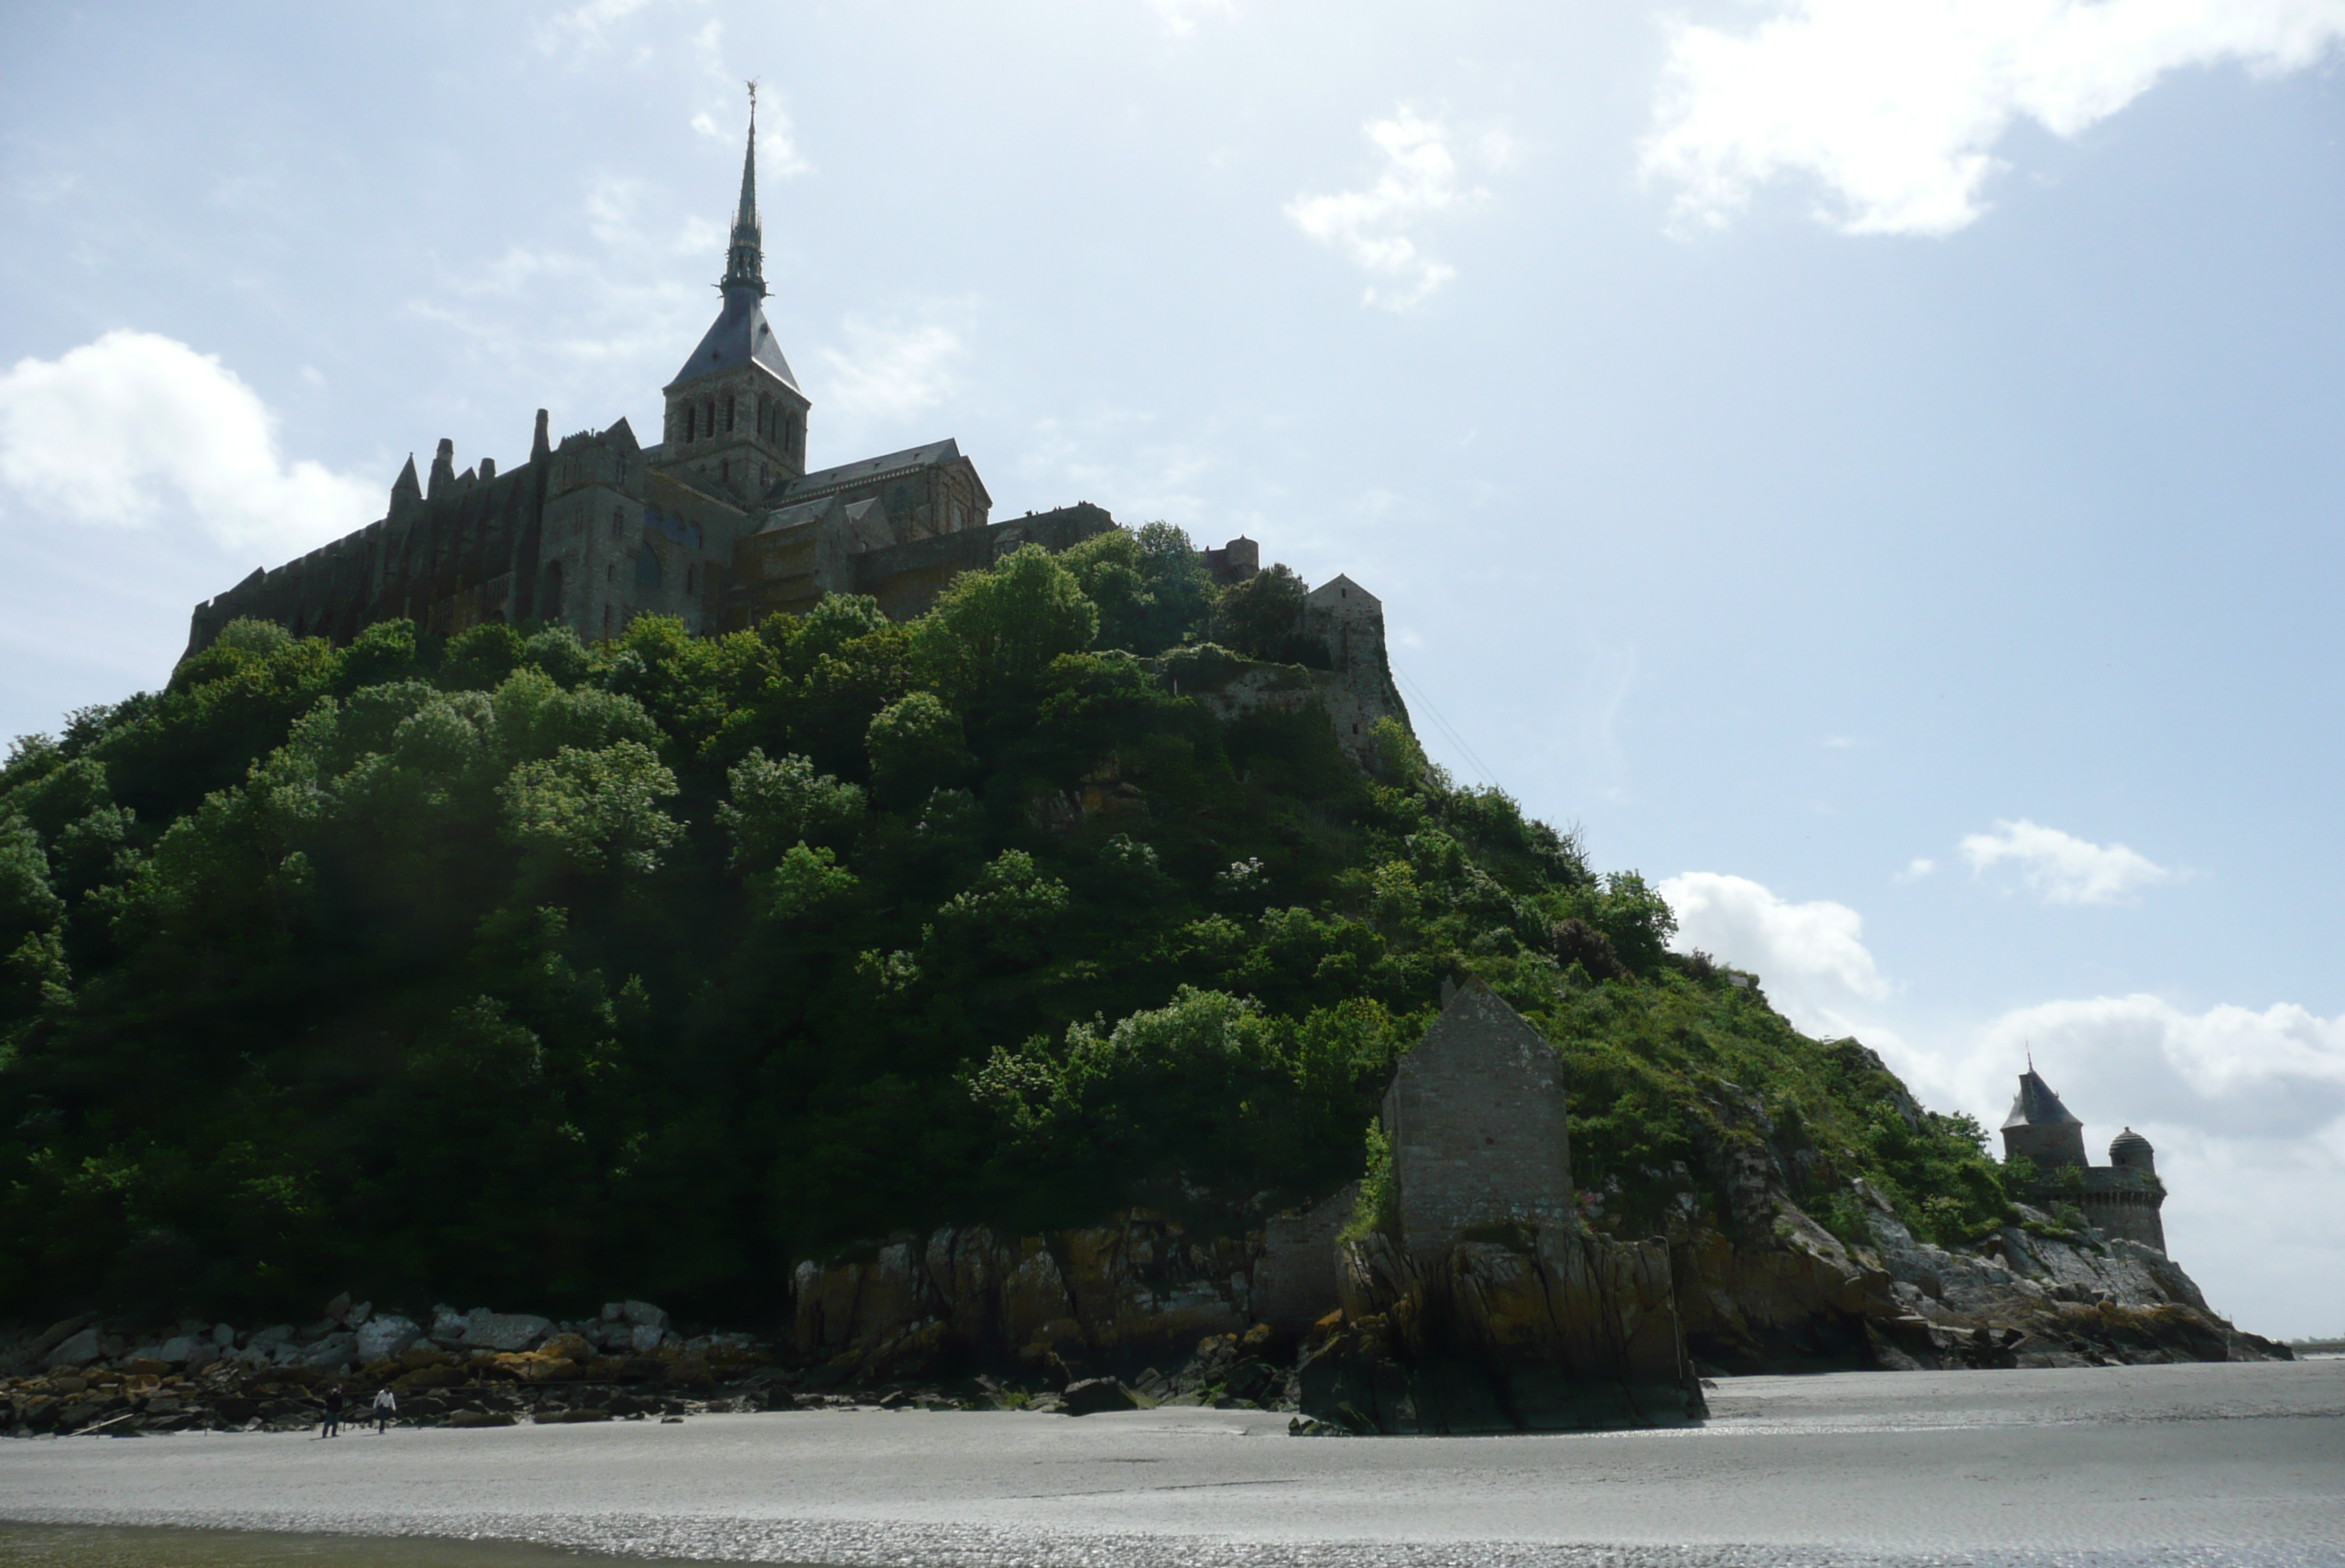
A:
[
  {"xmin": 1661, "ymin": 870, "xmax": 1892, "ymax": 1038},
  {"xmin": 1960, "ymin": 817, "xmax": 2170, "ymax": 904},
  {"xmin": 1641, "ymin": 0, "xmax": 2345, "ymax": 236},
  {"xmin": 1976, "ymin": 994, "xmax": 2345, "ymax": 1138},
  {"xmin": 817, "ymin": 319, "xmax": 967, "ymax": 423},
  {"xmin": 1144, "ymin": 0, "xmax": 1235, "ymax": 37},
  {"xmin": 760, "ymin": 115, "xmax": 813, "ymax": 181},
  {"xmin": 1902, "ymin": 856, "xmax": 1936, "ymax": 878},
  {"xmin": 0, "ymin": 332, "xmax": 378, "ymax": 557},
  {"xmin": 534, "ymin": 0, "xmax": 686, "ymax": 54},
  {"xmin": 1286, "ymin": 107, "xmax": 1494, "ymax": 310}
]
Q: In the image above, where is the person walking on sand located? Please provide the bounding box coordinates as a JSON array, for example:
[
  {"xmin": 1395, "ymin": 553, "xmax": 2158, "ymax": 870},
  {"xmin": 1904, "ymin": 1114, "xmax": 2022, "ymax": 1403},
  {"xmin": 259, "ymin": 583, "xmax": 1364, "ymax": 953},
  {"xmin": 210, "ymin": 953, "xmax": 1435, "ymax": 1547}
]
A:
[
  {"xmin": 322, "ymin": 1385, "xmax": 344, "ymax": 1438},
  {"xmin": 373, "ymin": 1385, "xmax": 396, "ymax": 1434}
]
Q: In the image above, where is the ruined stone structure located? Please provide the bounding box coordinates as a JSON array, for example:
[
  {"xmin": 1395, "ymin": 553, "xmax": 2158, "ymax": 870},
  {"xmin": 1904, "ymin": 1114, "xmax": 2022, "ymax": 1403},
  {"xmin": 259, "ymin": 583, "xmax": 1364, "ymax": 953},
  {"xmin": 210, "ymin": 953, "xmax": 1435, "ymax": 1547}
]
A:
[
  {"xmin": 185, "ymin": 102, "xmax": 1380, "ymax": 687},
  {"xmin": 1382, "ymin": 978, "xmax": 1576, "ymax": 1257},
  {"xmin": 2000, "ymin": 1067, "xmax": 2167, "ymax": 1253},
  {"xmin": 1248, "ymin": 981, "xmax": 1698, "ymax": 1431}
]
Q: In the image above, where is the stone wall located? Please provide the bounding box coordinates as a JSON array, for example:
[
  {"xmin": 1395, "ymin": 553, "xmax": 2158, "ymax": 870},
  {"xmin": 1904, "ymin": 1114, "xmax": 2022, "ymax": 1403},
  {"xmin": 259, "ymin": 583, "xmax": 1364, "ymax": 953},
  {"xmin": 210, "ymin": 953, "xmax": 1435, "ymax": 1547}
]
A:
[
  {"xmin": 788, "ymin": 1209, "xmax": 1253, "ymax": 1384},
  {"xmin": 1383, "ymin": 979, "xmax": 1576, "ymax": 1258},
  {"xmin": 1253, "ymin": 1181, "xmax": 1358, "ymax": 1334}
]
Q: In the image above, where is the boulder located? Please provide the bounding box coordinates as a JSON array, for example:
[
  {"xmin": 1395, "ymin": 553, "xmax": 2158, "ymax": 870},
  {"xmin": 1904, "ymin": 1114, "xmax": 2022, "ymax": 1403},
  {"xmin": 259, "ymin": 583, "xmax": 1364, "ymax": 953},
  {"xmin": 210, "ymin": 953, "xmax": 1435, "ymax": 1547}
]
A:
[
  {"xmin": 153, "ymin": 1335, "xmax": 203, "ymax": 1366},
  {"xmin": 355, "ymin": 1315, "xmax": 421, "ymax": 1363},
  {"xmin": 619, "ymin": 1300, "xmax": 669, "ymax": 1330},
  {"xmin": 462, "ymin": 1310, "xmax": 551, "ymax": 1352},
  {"xmin": 47, "ymin": 1329, "xmax": 103, "ymax": 1368},
  {"xmin": 445, "ymin": 1410, "xmax": 516, "ymax": 1428},
  {"xmin": 343, "ymin": 1300, "xmax": 373, "ymax": 1328},
  {"xmin": 299, "ymin": 1333, "xmax": 358, "ymax": 1369},
  {"xmin": 429, "ymin": 1306, "xmax": 469, "ymax": 1346},
  {"xmin": 629, "ymin": 1323, "xmax": 670, "ymax": 1355},
  {"xmin": 535, "ymin": 1407, "xmax": 612, "ymax": 1423},
  {"xmin": 1303, "ymin": 1226, "xmax": 1703, "ymax": 1434},
  {"xmin": 1061, "ymin": 1377, "xmax": 1140, "ymax": 1416}
]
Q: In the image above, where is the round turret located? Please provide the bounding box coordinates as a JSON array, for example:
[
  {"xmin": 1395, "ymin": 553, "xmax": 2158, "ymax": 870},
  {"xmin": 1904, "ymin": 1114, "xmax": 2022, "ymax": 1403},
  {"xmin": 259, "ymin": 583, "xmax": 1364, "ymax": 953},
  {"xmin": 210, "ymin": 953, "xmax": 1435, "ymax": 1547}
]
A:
[{"xmin": 2109, "ymin": 1127, "xmax": 2155, "ymax": 1173}]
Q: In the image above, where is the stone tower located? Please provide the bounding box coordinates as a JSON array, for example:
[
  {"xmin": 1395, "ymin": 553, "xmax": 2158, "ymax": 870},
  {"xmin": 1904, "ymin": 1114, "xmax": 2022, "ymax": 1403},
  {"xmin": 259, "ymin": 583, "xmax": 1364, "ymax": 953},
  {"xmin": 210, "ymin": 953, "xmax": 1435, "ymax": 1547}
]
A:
[
  {"xmin": 1999, "ymin": 1066, "xmax": 2089, "ymax": 1172},
  {"xmin": 2000, "ymin": 1068, "xmax": 2167, "ymax": 1254},
  {"xmin": 660, "ymin": 93, "xmax": 810, "ymax": 507}
]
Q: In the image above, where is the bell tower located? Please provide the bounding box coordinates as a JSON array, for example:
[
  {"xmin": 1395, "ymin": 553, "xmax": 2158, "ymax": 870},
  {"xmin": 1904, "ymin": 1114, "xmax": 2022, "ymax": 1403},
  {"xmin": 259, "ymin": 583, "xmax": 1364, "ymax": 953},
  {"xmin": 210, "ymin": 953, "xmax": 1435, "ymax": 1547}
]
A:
[{"xmin": 658, "ymin": 84, "xmax": 810, "ymax": 506}]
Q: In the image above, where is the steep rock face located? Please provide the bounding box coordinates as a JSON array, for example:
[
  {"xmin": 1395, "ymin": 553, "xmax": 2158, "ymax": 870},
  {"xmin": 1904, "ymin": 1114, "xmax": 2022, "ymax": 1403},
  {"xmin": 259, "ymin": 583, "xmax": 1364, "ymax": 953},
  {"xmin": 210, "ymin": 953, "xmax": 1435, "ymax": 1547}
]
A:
[
  {"xmin": 789, "ymin": 1210, "xmax": 1252, "ymax": 1383},
  {"xmin": 1658, "ymin": 1153, "xmax": 2288, "ymax": 1372},
  {"xmin": 1849, "ymin": 1190, "xmax": 2285, "ymax": 1369},
  {"xmin": 1300, "ymin": 1225, "xmax": 1701, "ymax": 1434}
]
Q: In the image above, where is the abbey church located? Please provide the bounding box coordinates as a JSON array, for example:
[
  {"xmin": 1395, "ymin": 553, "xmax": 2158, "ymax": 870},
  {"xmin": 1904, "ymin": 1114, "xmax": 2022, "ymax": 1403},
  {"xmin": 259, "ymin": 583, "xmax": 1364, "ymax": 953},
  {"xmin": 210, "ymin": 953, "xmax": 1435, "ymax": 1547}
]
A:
[{"xmin": 186, "ymin": 108, "xmax": 1126, "ymax": 653}]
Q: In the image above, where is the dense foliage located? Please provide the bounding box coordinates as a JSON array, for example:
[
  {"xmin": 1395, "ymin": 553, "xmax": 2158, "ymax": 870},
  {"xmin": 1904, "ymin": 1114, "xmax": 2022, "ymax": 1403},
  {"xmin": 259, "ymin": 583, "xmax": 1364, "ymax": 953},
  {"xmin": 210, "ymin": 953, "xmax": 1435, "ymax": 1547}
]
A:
[{"xmin": 0, "ymin": 530, "xmax": 2007, "ymax": 1323}]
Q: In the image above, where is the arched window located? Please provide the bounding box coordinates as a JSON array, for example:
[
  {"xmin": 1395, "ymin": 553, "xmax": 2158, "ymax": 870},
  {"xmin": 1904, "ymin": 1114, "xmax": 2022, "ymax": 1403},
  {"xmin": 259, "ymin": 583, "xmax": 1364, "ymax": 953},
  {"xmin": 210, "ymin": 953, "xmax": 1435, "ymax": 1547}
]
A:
[
  {"xmin": 724, "ymin": 394, "xmax": 736, "ymax": 433},
  {"xmin": 684, "ymin": 565, "xmax": 695, "ymax": 593},
  {"xmin": 704, "ymin": 399, "xmax": 715, "ymax": 439},
  {"xmin": 612, "ymin": 507, "xmax": 624, "ymax": 538}
]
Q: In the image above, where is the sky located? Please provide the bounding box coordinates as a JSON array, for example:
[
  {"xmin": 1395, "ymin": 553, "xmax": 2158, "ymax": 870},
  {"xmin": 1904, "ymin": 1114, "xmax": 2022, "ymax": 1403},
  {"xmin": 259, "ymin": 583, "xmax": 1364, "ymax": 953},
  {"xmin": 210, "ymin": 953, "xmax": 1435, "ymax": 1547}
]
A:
[{"xmin": 2, "ymin": 0, "xmax": 2340, "ymax": 1337}]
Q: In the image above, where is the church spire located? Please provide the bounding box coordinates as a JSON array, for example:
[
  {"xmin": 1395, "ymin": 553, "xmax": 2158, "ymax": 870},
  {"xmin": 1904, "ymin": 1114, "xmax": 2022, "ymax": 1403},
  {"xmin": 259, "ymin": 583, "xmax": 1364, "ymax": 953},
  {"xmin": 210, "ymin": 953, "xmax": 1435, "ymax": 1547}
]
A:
[{"xmin": 721, "ymin": 82, "xmax": 766, "ymax": 299}]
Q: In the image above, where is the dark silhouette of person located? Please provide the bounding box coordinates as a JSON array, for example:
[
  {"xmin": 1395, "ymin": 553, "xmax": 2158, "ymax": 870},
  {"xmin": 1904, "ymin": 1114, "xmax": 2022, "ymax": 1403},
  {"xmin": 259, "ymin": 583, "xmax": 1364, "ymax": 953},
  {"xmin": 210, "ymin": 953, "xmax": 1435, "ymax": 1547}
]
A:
[
  {"xmin": 322, "ymin": 1385, "xmax": 344, "ymax": 1438},
  {"xmin": 373, "ymin": 1385, "xmax": 397, "ymax": 1434}
]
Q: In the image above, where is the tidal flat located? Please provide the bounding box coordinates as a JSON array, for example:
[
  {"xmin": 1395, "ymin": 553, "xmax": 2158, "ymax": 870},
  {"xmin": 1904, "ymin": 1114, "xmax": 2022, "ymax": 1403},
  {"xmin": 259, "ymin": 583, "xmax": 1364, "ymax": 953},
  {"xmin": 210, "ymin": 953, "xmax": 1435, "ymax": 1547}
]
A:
[{"xmin": 2, "ymin": 1360, "xmax": 2340, "ymax": 1568}]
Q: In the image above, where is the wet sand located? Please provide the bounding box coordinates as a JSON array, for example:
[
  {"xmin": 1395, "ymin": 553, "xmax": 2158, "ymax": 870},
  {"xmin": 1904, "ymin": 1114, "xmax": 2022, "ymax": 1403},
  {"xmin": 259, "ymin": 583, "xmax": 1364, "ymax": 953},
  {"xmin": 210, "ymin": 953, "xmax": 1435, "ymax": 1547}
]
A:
[{"xmin": 2, "ymin": 1360, "xmax": 2340, "ymax": 1566}]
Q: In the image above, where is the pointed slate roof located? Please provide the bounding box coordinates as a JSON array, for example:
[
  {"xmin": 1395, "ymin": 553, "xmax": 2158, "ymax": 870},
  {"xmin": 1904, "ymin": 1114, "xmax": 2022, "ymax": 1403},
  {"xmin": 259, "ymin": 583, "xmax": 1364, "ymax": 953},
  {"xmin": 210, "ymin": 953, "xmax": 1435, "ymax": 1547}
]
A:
[
  {"xmin": 2002, "ymin": 1069, "xmax": 2083, "ymax": 1130},
  {"xmin": 668, "ymin": 96, "xmax": 801, "ymax": 396},
  {"xmin": 668, "ymin": 292, "xmax": 801, "ymax": 394}
]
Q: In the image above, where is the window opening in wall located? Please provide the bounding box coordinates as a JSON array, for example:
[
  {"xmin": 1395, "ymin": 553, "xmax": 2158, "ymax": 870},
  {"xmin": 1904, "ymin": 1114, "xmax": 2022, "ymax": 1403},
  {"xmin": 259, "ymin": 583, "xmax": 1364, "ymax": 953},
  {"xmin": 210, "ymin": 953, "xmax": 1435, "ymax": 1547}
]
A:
[
  {"xmin": 603, "ymin": 605, "xmax": 611, "ymax": 637},
  {"xmin": 612, "ymin": 508, "xmax": 624, "ymax": 538},
  {"xmin": 606, "ymin": 563, "xmax": 616, "ymax": 584},
  {"xmin": 724, "ymin": 394, "xmax": 735, "ymax": 432},
  {"xmin": 704, "ymin": 399, "xmax": 715, "ymax": 438},
  {"xmin": 685, "ymin": 565, "xmax": 695, "ymax": 593}
]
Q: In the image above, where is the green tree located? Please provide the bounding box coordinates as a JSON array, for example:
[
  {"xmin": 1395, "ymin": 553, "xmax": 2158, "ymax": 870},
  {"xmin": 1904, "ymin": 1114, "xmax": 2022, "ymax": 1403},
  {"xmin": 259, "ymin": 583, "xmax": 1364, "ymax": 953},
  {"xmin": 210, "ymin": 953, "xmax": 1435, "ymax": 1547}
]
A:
[
  {"xmin": 909, "ymin": 545, "xmax": 1099, "ymax": 696},
  {"xmin": 719, "ymin": 749, "xmax": 867, "ymax": 871},
  {"xmin": 1062, "ymin": 522, "xmax": 1216, "ymax": 655},
  {"xmin": 1211, "ymin": 563, "xmax": 1326, "ymax": 666},
  {"xmin": 440, "ymin": 624, "xmax": 527, "ymax": 692},
  {"xmin": 865, "ymin": 693, "xmax": 974, "ymax": 811},
  {"xmin": 498, "ymin": 740, "xmax": 683, "ymax": 874}
]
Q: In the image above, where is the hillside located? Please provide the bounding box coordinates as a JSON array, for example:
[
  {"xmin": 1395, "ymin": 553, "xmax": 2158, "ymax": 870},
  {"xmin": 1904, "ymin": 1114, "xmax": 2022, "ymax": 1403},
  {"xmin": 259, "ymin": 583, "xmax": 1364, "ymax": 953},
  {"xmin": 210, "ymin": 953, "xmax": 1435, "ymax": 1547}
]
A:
[{"xmin": 0, "ymin": 525, "xmax": 2013, "ymax": 1335}]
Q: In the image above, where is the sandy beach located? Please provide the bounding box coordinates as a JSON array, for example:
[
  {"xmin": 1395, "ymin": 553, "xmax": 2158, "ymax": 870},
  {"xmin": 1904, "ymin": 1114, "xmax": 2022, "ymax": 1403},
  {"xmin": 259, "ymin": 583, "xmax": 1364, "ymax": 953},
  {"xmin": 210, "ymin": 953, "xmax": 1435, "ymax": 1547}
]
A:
[{"xmin": 2, "ymin": 1359, "xmax": 2340, "ymax": 1566}]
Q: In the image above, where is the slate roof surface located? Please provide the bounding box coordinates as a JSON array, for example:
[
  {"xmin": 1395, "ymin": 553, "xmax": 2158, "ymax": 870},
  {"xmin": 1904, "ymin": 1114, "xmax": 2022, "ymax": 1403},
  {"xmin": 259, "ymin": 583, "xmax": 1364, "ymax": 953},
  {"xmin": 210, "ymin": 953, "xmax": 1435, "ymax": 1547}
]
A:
[
  {"xmin": 2003, "ymin": 1069, "xmax": 2084, "ymax": 1130},
  {"xmin": 782, "ymin": 439, "xmax": 964, "ymax": 497},
  {"xmin": 668, "ymin": 291, "xmax": 801, "ymax": 394}
]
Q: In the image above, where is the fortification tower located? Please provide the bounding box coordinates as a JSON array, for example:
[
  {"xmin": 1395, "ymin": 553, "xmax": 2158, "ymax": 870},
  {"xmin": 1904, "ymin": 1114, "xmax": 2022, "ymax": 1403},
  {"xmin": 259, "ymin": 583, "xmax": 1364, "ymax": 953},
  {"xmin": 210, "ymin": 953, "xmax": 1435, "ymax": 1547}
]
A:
[
  {"xmin": 2000, "ymin": 1066, "xmax": 2089, "ymax": 1172},
  {"xmin": 659, "ymin": 87, "xmax": 809, "ymax": 506},
  {"xmin": 2000, "ymin": 1068, "xmax": 2168, "ymax": 1254}
]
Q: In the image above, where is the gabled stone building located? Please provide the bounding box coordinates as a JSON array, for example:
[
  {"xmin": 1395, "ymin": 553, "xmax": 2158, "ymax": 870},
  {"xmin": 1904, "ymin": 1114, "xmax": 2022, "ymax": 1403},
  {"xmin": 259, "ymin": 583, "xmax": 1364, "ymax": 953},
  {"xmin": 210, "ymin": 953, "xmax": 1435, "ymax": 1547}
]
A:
[{"xmin": 1383, "ymin": 977, "xmax": 1578, "ymax": 1257}]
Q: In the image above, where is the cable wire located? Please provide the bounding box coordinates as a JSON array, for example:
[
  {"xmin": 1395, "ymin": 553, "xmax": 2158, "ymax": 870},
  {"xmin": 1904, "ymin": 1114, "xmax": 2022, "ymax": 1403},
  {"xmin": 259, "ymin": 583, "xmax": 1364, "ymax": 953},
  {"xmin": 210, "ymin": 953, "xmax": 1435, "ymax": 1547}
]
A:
[{"xmin": 1390, "ymin": 661, "xmax": 1499, "ymax": 787}]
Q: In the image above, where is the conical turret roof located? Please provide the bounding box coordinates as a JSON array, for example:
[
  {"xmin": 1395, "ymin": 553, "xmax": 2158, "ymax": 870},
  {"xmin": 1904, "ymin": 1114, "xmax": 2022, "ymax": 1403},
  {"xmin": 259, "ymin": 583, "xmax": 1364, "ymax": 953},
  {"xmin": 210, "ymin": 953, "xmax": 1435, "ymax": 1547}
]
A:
[{"xmin": 2002, "ymin": 1068, "xmax": 2083, "ymax": 1130}]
